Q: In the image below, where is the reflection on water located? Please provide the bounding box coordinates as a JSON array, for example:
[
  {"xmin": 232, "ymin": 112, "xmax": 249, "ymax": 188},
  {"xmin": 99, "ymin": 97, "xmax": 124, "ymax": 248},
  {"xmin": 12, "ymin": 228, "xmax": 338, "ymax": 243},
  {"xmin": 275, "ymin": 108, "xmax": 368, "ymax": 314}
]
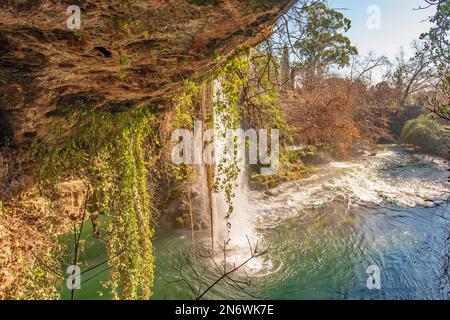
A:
[{"xmin": 153, "ymin": 146, "xmax": 449, "ymax": 300}]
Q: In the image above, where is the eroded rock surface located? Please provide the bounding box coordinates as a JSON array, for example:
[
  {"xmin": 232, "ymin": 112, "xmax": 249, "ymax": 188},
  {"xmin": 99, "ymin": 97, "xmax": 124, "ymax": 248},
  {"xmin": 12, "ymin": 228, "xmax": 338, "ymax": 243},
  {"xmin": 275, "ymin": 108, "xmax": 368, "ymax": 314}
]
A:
[{"xmin": 0, "ymin": 0, "xmax": 294, "ymax": 145}]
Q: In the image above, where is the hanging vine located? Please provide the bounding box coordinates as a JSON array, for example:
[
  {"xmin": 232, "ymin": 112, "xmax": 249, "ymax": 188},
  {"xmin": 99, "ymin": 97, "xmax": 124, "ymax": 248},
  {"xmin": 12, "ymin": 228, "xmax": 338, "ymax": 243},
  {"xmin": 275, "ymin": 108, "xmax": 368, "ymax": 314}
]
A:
[
  {"xmin": 37, "ymin": 106, "xmax": 156, "ymax": 299},
  {"xmin": 167, "ymin": 53, "xmax": 251, "ymax": 245},
  {"xmin": 212, "ymin": 54, "xmax": 250, "ymax": 244}
]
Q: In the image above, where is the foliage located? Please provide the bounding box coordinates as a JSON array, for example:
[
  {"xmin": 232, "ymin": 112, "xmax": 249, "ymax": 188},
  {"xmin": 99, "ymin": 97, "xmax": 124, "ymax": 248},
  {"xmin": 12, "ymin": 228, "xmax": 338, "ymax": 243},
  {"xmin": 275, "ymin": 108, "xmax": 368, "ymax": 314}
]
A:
[
  {"xmin": 417, "ymin": 1, "xmax": 450, "ymax": 122},
  {"xmin": 351, "ymin": 80, "xmax": 393, "ymax": 143},
  {"xmin": 285, "ymin": 76, "xmax": 392, "ymax": 157},
  {"xmin": 240, "ymin": 49, "xmax": 293, "ymax": 142},
  {"xmin": 211, "ymin": 55, "xmax": 249, "ymax": 243},
  {"xmin": 419, "ymin": 0, "xmax": 449, "ymax": 68},
  {"xmin": 0, "ymin": 191, "xmax": 63, "ymax": 300},
  {"xmin": 286, "ymin": 79, "xmax": 357, "ymax": 150},
  {"xmin": 250, "ymin": 147, "xmax": 317, "ymax": 190},
  {"xmin": 290, "ymin": 2, "xmax": 358, "ymax": 83},
  {"xmin": 168, "ymin": 82, "xmax": 197, "ymax": 185},
  {"xmin": 401, "ymin": 114, "xmax": 449, "ymax": 156},
  {"xmin": 37, "ymin": 107, "xmax": 155, "ymax": 299},
  {"xmin": 425, "ymin": 73, "xmax": 450, "ymax": 122},
  {"xmin": 172, "ymin": 80, "xmax": 197, "ymax": 130},
  {"xmin": 118, "ymin": 54, "xmax": 132, "ymax": 80}
]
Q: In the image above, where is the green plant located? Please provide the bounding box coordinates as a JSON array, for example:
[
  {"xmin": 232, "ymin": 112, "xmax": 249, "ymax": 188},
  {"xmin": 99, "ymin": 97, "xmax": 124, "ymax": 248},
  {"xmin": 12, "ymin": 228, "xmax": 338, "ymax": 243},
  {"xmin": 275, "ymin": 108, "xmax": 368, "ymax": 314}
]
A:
[
  {"xmin": 38, "ymin": 106, "xmax": 156, "ymax": 299},
  {"xmin": 211, "ymin": 55, "xmax": 249, "ymax": 243},
  {"xmin": 401, "ymin": 114, "xmax": 449, "ymax": 155}
]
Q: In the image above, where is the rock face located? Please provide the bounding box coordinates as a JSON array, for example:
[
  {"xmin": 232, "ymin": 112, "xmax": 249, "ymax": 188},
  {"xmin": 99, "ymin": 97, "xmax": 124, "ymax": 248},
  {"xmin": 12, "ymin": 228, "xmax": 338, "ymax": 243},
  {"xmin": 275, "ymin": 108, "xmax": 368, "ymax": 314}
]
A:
[{"xmin": 0, "ymin": 0, "xmax": 294, "ymax": 146}]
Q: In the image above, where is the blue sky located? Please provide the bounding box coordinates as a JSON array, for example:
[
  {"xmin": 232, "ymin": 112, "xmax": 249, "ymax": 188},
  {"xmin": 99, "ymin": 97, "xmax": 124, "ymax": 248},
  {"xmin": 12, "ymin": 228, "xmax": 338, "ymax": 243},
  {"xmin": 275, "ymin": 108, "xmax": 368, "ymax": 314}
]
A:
[{"xmin": 327, "ymin": 0, "xmax": 435, "ymax": 59}]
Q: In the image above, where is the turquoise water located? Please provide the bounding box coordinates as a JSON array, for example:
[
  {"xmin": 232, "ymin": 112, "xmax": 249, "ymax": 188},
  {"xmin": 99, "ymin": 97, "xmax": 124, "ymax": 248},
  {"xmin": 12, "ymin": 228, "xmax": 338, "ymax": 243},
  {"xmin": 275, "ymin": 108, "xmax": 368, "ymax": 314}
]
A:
[
  {"xmin": 59, "ymin": 218, "xmax": 111, "ymax": 300},
  {"xmin": 153, "ymin": 147, "xmax": 449, "ymax": 300},
  {"xmin": 61, "ymin": 147, "xmax": 450, "ymax": 300},
  {"xmin": 152, "ymin": 204, "xmax": 449, "ymax": 300}
]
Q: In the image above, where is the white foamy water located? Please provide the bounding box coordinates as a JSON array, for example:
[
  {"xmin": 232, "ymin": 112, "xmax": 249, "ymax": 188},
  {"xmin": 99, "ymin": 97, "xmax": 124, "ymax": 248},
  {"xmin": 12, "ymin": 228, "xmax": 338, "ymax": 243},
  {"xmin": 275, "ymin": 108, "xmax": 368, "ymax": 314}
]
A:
[
  {"xmin": 251, "ymin": 147, "xmax": 450, "ymax": 228},
  {"xmin": 213, "ymin": 146, "xmax": 449, "ymax": 275},
  {"xmin": 211, "ymin": 79, "xmax": 448, "ymax": 278}
]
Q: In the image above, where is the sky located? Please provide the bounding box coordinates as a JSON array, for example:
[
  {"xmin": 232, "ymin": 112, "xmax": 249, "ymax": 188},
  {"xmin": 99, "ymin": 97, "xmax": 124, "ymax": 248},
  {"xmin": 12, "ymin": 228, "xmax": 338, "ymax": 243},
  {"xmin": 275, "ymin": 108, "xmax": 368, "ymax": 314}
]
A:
[{"xmin": 327, "ymin": 0, "xmax": 435, "ymax": 60}]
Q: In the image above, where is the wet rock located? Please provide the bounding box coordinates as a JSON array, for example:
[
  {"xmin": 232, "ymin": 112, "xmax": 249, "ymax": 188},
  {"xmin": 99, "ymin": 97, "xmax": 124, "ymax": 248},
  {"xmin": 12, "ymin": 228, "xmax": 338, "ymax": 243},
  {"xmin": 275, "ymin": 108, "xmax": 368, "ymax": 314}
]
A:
[{"xmin": 265, "ymin": 189, "xmax": 281, "ymax": 197}]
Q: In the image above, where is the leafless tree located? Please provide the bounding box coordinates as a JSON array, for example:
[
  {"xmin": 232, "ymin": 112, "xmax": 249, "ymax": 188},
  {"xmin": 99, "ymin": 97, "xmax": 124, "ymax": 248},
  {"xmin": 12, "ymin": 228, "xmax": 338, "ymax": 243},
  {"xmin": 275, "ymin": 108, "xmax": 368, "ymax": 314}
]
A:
[
  {"xmin": 349, "ymin": 52, "xmax": 389, "ymax": 84},
  {"xmin": 385, "ymin": 43, "xmax": 435, "ymax": 109},
  {"xmin": 169, "ymin": 236, "xmax": 270, "ymax": 300}
]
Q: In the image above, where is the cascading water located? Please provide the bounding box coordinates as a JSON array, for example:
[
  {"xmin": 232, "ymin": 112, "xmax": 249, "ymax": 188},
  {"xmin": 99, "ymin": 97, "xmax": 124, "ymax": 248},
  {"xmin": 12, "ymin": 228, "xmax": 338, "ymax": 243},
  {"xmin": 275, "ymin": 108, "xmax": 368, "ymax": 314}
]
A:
[{"xmin": 211, "ymin": 79, "xmax": 256, "ymax": 252}]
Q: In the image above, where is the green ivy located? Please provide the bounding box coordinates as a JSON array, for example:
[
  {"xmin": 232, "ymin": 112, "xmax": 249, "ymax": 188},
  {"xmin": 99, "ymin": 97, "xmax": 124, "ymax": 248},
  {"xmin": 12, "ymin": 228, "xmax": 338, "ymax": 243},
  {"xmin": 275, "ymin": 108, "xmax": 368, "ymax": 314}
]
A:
[
  {"xmin": 170, "ymin": 54, "xmax": 251, "ymax": 244},
  {"xmin": 37, "ymin": 106, "xmax": 155, "ymax": 299},
  {"xmin": 212, "ymin": 54, "xmax": 250, "ymax": 243}
]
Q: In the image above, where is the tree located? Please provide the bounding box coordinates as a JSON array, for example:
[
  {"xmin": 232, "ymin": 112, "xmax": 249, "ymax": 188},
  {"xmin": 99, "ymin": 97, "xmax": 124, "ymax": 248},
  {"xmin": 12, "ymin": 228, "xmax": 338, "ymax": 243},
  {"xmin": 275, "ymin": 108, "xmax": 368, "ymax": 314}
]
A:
[
  {"xmin": 387, "ymin": 43, "xmax": 433, "ymax": 109},
  {"xmin": 419, "ymin": 0, "xmax": 449, "ymax": 67},
  {"xmin": 289, "ymin": 2, "xmax": 358, "ymax": 85},
  {"xmin": 417, "ymin": 0, "xmax": 449, "ymax": 121},
  {"xmin": 286, "ymin": 78, "xmax": 358, "ymax": 152},
  {"xmin": 417, "ymin": 2, "xmax": 449, "ymax": 298},
  {"xmin": 349, "ymin": 52, "xmax": 389, "ymax": 84}
]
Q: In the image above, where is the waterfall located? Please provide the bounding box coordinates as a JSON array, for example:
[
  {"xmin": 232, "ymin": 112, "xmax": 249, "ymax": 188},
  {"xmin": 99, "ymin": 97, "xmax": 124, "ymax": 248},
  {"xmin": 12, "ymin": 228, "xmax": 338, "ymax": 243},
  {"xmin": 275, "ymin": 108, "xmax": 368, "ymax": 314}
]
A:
[{"xmin": 211, "ymin": 80, "xmax": 255, "ymax": 252}]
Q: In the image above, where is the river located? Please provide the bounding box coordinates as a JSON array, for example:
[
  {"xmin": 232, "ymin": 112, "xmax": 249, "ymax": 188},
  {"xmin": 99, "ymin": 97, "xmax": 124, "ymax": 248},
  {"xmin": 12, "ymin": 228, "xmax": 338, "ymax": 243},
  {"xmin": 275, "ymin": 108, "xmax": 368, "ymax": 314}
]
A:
[{"xmin": 60, "ymin": 145, "xmax": 450, "ymax": 300}]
